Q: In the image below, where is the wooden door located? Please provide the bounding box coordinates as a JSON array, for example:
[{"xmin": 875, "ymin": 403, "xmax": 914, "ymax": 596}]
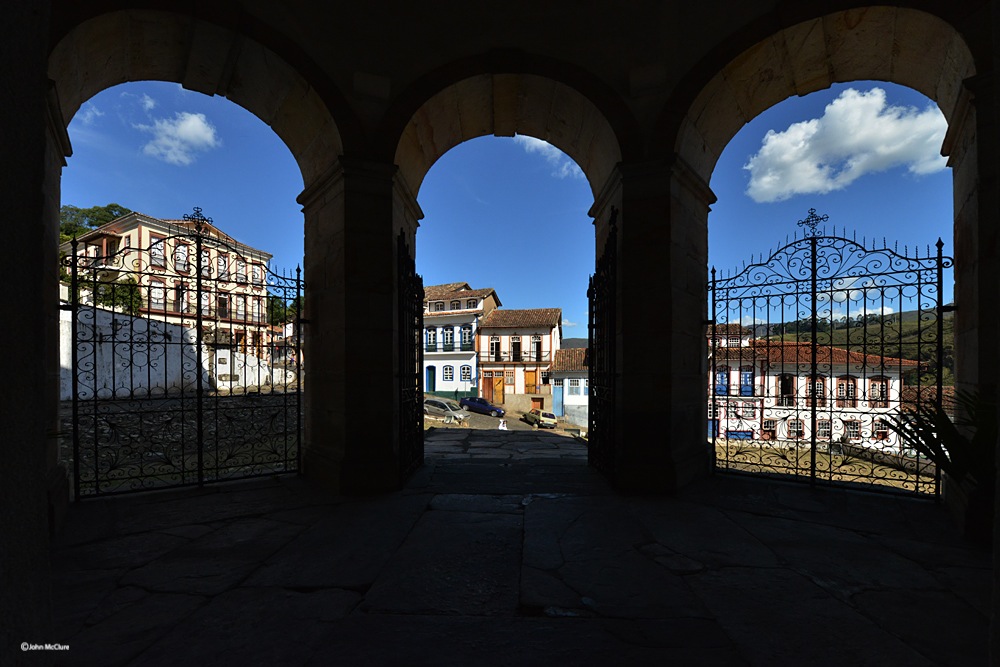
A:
[
  {"xmin": 482, "ymin": 373, "xmax": 493, "ymax": 402},
  {"xmin": 525, "ymin": 370, "xmax": 537, "ymax": 394},
  {"xmin": 493, "ymin": 376, "xmax": 505, "ymax": 404}
]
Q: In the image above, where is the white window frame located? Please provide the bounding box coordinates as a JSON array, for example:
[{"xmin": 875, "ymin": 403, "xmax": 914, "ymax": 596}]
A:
[
  {"xmin": 460, "ymin": 365, "xmax": 471, "ymax": 381},
  {"xmin": 174, "ymin": 243, "xmax": 189, "ymax": 272},
  {"xmin": 149, "ymin": 235, "xmax": 165, "ymax": 267},
  {"xmin": 443, "ymin": 365, "xmax": 454, "ymax": 382},
  {"xmin": 149, "ymin": 281, "xmax": 166, "ymax": 310},
  {"xmin": 568, "ymin": 378, "xmax": 581, "ymax": 395}
]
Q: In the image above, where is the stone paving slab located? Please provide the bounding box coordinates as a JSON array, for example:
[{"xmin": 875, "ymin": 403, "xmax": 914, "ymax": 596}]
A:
[
  {"xmin": 48, "ymin": 435, "xmax": 991, "ymax": 666},
  {"xmin": 302, "ymin": 615, "xmax": 744, "ymax": 666},
  {"xmin": 245, "ymin": 493, "xmax": 431, "ymax": 590},
  {"xmin": 688, "ymin": 566, "xmax": 940, "ymax": 666},
  {"xmin": 131, "ymin": 587, "xmax": 362, "ymax": 667},
  {"xmin": 363, "ymin": 509, "xmax": 523, "ymax": 615},
  {"xmin": 120, "ymin": 517, "xmax": 305, "ymax": 596}
]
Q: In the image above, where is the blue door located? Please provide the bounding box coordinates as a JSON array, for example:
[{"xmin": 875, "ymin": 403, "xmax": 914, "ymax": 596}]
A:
[
  {"xmin": 425, "ymin": 366, "xmax": 436, "ymax": 392},
  {"xmin": 553, "ymin": 384, "xmax": 564, "ymax": 416},
  {"xmin": 740, "ymin": 366, "xmax": 754, "ymax": 396}
]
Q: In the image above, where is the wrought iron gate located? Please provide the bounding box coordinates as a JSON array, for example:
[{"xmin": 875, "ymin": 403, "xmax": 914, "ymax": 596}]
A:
[
  {"xmin": 397, "ymin": 230, "xmax": 424, "ymax": 480},
  {"xmin": 61, "ymin": 208, "xmax": 304, "ymax": 498},
  {"xmin": 588, "ymin": 207, "xmax": 618, "ymax": 476},
  {"xmin": 709, "ymin": 210, "xmax": 953, "ymax": 496}
]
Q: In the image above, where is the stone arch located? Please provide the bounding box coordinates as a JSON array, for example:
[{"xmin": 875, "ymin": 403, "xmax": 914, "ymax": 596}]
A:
[
  {"xmin": 668, "ymin": 6, "xmax": 975, "ymax": 186},
  {"xmin": 651, "ymin": 6, "xmax": 989, "ymax": 486},
  {"xmin": 47, "ymin": 9, "xmax": 346, "ymax": 187},
  {"xmin": 391, "ymin": 69, "xmax": 628, "ymax": 200}
]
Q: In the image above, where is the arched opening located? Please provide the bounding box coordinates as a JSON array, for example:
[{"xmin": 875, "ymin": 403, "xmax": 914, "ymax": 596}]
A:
[
  {"xmin": 667, "ymin": 7, "xmax": 976, "ymax": 493},
  {"xmin": 415, "ymin": 134, "xmax": 594, "ymax": 455},
  {"xmin": 46, "ymin": 11, "xmax": 344, "ymax": 499},
  {"xmin": 392, "ymin": 72, "xmax": 624, "ymax": 473}
]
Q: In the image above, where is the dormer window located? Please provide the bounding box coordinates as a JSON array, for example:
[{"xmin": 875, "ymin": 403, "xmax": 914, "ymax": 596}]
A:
[
  {"xmin": 450, "ymin": 300, "xmax": 460, "ymax": 310},
  {"xmin": 466, "ymin": 299, "xmax": 476, "ymax": 309},
  {"xmin": 434, "ymin": 302, "xmax": 444, "ymax": 312}
]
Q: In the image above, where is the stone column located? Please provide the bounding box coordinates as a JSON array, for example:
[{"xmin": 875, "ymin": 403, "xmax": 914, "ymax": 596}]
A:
[
  {"xmin": 298, "ymin": 157, "xmax": 421, "ymax": 493},
  {"xmin": 591, "ymin": 157, "xmax": 714, "ymax": 493},
  {"xmin": 0, "ymin": 0, "xmax": 54, "ymax": 662}
]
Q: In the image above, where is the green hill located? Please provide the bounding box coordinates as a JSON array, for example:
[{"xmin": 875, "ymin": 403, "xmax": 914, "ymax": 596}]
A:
[{"xmin": 765, "ymin": 309, "xmax": 954, "ymax": 385}]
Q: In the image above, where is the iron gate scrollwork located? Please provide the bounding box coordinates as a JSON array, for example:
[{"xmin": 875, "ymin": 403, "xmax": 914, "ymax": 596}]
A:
[
  {"xmin": 589, "ymin": 207, "xmax": 618, "ymax": 476},
  {"xmin": 62, "ymin": 208, "xmax": 304, "ymax": 498},
  {"xmin": 709, "ymin": 210, "xmax": 953, "ymax": 496},
  {"xmin": 397, "ymin": 230, "xmax": 424, "ymax": 480}
]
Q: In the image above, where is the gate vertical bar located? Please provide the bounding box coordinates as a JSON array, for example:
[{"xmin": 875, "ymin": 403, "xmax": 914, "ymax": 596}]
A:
[
  {"xmin": 195, "ymin": 223, "xmax": 204, "ymax": 487},
  {"xmin": 70, "ymin": 238, "xmax": 81, "ymax": 501},
  {"xmin": 295, "ymin": 265, "xmax": 303, "ymax": 472},
  {"xmin": 935, "ymin": 238, "xmax": 945, "ymax": 496},
  {"xmin": 710, "ymin": 267, "xmax": 717, "ymax": 464},
  {"xmin": 809, "ymin": 234, "xmax": 818, "ymax": 484}
]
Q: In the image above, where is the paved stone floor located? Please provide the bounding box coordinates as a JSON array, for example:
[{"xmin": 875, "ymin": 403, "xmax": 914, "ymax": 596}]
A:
[{"xmin": 48, "ymin": 429, "xmax": 991, "ymax": 666}]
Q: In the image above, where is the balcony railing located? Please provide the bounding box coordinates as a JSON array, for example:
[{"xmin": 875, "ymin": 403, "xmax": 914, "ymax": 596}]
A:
[
  {"xmin": 426, "ymin": 341, "xmax": 473, "ymax": 353},
  {"xmin": 479, "ymin": 350, "xmax": 551, "ymax": 363}
]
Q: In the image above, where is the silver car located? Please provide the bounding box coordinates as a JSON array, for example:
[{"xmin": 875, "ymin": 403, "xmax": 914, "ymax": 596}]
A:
[{"xmin": 423, "ymin": 398, "xmax": 470, "ymax": 424}]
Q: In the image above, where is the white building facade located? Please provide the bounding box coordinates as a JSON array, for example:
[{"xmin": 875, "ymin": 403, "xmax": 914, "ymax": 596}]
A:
[
  {"xmin": 710, "ymin": 340, "xmax": 919, "ymax": 451},
  {"xmin": 551, "ymin": 347, "xmax": 588, "ymax": 427},
  {"xmin": 422, "ymin": 283, "xmax": 500, "ymax": 398},
  {"xmin": 478, "ymin": 308, "xmax": 562, "ymax": 413}
]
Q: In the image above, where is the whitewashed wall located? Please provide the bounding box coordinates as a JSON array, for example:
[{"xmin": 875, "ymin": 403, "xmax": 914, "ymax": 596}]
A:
[{"xmin": 60, "ymin": 305, "xmax": 280, "ymax": 399}]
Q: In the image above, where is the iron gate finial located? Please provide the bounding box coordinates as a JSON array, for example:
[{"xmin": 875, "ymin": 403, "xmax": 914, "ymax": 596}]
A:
[
  {"xmin": 797, "ymin": 208, "xmax": 829, "ymax": 236},
  {"xmin": 183, "ymin": 206, "xmax": 213, "ymax": 234}
]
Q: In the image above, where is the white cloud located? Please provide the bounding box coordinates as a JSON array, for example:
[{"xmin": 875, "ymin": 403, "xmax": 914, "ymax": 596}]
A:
[
  {"xmin": 744, "ymin": 88, "xmax": 947, "ymax": 203},
  {"xmin": 563, "ymin": 320, "xmax": 578, "ymax": 328},
  {"xmin": 77, "ymin": 103, "xmax": 104, "ymax": 125},
  {"xmin": 140, "ymin": 94, "xmax": 157, "ymax": 112},
  {"xmin": 513, "ymin": 135, "xmax": 584, "ymax": 179},
  {"xmin": 135, "ymin": 112, "xmax": 221, "ymax": 166}
]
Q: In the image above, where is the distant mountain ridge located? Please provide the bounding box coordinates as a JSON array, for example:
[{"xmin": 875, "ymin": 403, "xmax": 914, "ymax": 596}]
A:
[{"xmin": 562, "ymin": 338, "xmax": 587, "ymax": 349}]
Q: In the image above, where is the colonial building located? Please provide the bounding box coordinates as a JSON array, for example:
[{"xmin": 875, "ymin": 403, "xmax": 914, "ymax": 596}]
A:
[
  {"xmin": 710, "ymin": 340, "xmax": 919, "ymax": 450},
  {"xmin": 422, "ymin": 282, "xmax": 500, "ymax": 397},
  {"xmin": 551, "ymin": 347, "xmax": 588, "ymax": 427},
  {"xmin": 478, "ymin": 308, "xmax": 561, "ymax": 413},
  {"xmin": 61, "ymin": 211, "xmax": 275, "ymax": 359}
]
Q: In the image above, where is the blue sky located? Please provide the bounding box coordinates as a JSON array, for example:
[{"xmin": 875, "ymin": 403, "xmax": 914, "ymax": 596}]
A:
[{"xmin": 63, "ymin": 80, "xmax": 952, "ymax": 335}]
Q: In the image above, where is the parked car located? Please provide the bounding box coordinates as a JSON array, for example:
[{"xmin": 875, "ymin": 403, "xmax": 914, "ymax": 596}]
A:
[
  {"xmin": 423, "ymin": 398, "xmax": 470, "ymax": 424},
  {"xmin": 523, "ymin": 408, "xmax": 557, "ymax": 429},
  {"xmin": 459, "ymin": 396, "xmax": 505, "ymax": 418}
]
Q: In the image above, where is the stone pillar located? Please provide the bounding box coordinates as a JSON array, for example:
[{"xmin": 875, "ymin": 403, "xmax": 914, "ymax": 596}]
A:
[
  {"xmin": 298, "ymin": 157, "xmax": 421, "ymax": 494},
  {"xmin": 0, "ymin": 1, "xmax": 54, "ymax": 663},
  {"xmin": 591, "ymin": 157, "xmax": 714, "ymax": 493},
  {"xmin": 972, "ymin": 16, "xmax": 1000, "ymax": 656}
]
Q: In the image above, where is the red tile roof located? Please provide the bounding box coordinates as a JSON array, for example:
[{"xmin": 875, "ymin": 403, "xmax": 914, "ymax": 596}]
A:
[
  {"xmin": 424, "ymin": 282, "xmax": 471, "ymax": 299},
  {"xmin": 552, "ymin": 348, "xmax": 588, "ymax": 371},
  {"xmin": 715, "ymin": 341, "xmax": 919, "ymax": 368},
  {"xmin": 481, "ymin": 308, "xmax": 562, "ymax": 329},
  {"xmin": 423, "ymin": 283, "xmax": 500, "ymax": 306},
  {"xmin": 711, "ymin": 323, "xmax": 751, "ymax": 335}
]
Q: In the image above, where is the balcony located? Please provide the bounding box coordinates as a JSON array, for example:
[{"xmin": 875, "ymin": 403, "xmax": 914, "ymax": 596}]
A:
[{"xmin": 479, "ymin": 350, "xmax": 551, "ymax": 363}]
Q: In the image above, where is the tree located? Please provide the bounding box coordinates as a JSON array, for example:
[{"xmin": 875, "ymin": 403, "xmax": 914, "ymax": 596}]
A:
[
  {"xmin": 59, "ymin": 203, "xmax": 132, "ymax": 243},
  {"xmin": 93, "ymin": 276, "xmax": 143, "ymax": 316}
]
